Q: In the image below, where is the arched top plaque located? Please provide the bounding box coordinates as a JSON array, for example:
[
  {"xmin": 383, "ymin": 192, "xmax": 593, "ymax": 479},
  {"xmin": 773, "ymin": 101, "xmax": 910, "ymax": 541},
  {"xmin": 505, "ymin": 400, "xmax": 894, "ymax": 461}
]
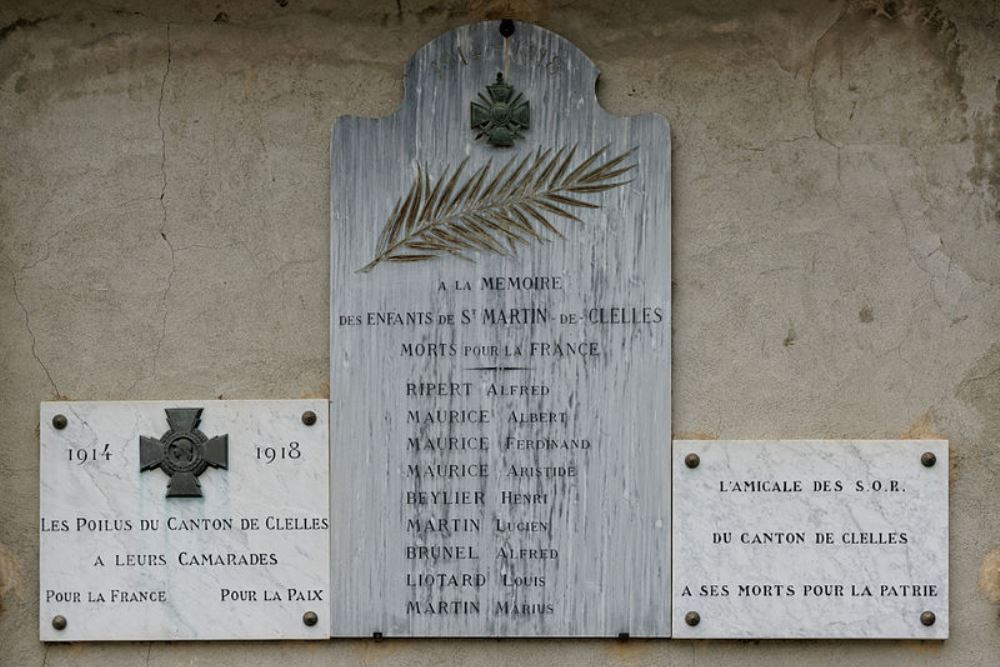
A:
[{"xmin": 330, "ymin": 20, "xmax": 671, "ymax": 638}]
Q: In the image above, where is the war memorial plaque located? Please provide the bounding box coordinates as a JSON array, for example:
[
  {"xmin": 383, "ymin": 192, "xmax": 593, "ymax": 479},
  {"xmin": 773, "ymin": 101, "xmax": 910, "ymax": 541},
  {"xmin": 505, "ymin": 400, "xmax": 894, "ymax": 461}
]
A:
[
  {"xmin": 39, "ymin": 400, "xmax": 330, "ymax": 641},
  {"xmin": 672, "ymin": 439, "xmax": 949, "ymax": 639},
  {"xmin": 329, "ymin": 21, "xmax": 671, "ymax": 637}
]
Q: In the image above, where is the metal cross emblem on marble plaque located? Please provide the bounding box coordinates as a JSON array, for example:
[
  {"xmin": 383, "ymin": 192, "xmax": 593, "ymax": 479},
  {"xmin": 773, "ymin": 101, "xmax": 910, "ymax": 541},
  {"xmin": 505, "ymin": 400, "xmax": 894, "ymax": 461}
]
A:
[
  {"xmin": 471, "ymin": 72, "xmax": 529, "ymax": 146},
  {"xmin": 139, "ymin": 408, "xmax": 228, "ymax": 498}
]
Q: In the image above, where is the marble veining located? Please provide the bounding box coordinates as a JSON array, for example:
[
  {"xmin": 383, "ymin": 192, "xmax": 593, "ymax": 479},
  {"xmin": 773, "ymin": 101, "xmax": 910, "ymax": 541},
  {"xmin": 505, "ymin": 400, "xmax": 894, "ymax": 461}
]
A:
[
  {"xmin": 39, "ymin": 400, "xmax": 330, "ymax": 641},
  {"xmin": 672, "ymin": 439, "xmax": 949, "ymax": 639}
]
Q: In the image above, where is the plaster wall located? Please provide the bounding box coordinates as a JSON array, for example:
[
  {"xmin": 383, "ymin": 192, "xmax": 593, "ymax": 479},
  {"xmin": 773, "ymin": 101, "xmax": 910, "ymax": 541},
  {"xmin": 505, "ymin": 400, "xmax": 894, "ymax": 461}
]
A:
[{"xmin": 1, "ymin": 1, "xmax": 998, "ymax": 665}]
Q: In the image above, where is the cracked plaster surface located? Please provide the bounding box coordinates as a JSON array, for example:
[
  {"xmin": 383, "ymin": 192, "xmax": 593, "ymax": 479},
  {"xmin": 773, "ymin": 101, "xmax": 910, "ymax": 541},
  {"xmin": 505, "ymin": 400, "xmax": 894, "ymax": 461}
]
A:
[{"xmin": 0, "ymin": 1, "xmax": 998, "ymax": 665}]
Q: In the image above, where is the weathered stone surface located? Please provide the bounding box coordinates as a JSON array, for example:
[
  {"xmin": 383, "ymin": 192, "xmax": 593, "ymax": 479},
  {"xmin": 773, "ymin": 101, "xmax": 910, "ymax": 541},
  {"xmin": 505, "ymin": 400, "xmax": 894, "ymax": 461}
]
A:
[{"xmin": 2, "ymin": 0, "xmax": 998, "ymax": 664}]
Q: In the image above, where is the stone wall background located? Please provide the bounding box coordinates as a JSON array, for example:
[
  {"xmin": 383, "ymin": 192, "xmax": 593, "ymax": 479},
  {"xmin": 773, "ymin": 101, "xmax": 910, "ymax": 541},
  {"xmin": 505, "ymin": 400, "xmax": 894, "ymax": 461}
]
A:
[{"xmin": 1, "ymin": 0, "xmax": 997, "ymax": 664}]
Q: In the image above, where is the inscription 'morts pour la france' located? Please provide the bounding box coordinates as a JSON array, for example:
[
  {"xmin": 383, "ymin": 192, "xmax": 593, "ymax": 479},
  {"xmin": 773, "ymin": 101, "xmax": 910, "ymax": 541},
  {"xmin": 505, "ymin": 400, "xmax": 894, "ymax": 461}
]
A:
[
  {"xmin": 140, "ymin": 408, "xmax": 228, "ymax": 498},
  {"xmin": 330, "ymin": 20, "xmax": 671, "ymax": 638}
]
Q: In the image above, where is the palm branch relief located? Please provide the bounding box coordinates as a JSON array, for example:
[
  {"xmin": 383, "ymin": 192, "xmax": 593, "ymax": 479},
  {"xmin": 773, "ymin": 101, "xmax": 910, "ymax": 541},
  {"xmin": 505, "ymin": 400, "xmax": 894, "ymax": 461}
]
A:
[{"xmin": 357, "ymin": 145, "xmax": 636, "ymax": 273}]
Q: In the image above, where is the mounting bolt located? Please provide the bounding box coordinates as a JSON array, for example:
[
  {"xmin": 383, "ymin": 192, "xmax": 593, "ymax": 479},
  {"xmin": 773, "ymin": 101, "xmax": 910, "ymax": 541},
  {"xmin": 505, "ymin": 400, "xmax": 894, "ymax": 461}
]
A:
[
  {"xmin": 52, "ymin": 414, "xmax": 67, "ymax": 430},
  {"xmin": 685, "ymin": 453, "xmax": 700, "ymax": 469},
  {"xmin": 921, "ymin": 452, "xmax": 936, "ymax": 467},
  {"xmin": 920, "ymin": 611, "xmax": 936, "ymax": 626},
  {"xmin": 52, "ymin": 615, "xmax": 67, "ymax": 630},
  {"xmin": 685, "ymin": 611, "xmax": 700, "ymax": 627},
  {"xmin": 302, "ymin": 611, "xmax": 318, "ymax": 626},
  {"xmin": 301, "ymin": 410, "xmax": 317, "ymax": 426}
]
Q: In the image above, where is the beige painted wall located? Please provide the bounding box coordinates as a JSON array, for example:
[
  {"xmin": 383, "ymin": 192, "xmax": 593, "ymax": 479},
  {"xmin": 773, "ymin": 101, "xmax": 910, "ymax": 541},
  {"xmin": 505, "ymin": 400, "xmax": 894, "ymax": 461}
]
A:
[{"xmin": 1, "ymin": 0, "xmax": 998, "ymax": 664}]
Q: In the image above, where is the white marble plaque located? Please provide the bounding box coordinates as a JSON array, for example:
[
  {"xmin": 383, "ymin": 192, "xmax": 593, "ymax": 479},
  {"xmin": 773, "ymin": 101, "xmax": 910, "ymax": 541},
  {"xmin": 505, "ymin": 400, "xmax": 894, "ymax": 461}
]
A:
[
  {"xmin": 330, "ymin": 21, "xmax": 671, "ymax": 637},
  {"xmin": 672, "ymin": 439, "xmax": 949, "ymax": 639},
  {"xmin": 39, "ymin": 400, "xmax": 330, "ymax": 641}
]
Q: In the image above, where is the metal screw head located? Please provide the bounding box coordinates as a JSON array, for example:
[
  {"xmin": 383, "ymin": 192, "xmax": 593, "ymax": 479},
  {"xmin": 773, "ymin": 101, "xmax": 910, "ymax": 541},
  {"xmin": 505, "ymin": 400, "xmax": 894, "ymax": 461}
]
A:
[
  {"xmin": 685, "ymin": 611, "xmax": 701, "ymax": 627},
  {"xmin": 302, "ymin": 611, "xmax": 318, "ymax": 626},
  {"xmin": 920, "ymin": 611, "xmax": 936, "ymax": 626},
  {"xmin": 51, "ymin": 615, "xmax": 67, "ymax": 630},
  {"xmin": 684, "ymin": 453, "xmax": 700, "ymax": 469},
  {"xmin": 52, "ymin": 414, "xmax": 67, "ymax": 430},
  {"xmin": 921, "ymin": 452, "xmax": 937, "ymax": 467},
  {"xmin": 301, "ymin": 410, "xmax": 317, "ymax": 426}
]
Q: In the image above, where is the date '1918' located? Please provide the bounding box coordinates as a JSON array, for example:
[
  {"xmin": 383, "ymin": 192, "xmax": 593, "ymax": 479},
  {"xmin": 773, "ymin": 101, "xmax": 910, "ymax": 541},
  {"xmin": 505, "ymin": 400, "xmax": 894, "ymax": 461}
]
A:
[{"xmin": 256, "ymin": 442, "xmax": 301, "ymax": 463}]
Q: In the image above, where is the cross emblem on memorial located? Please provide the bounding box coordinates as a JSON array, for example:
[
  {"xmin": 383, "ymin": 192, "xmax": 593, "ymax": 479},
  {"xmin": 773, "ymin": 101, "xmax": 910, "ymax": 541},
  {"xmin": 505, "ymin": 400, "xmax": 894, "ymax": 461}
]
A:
[
  {"xmin": 470, "ymin": 72, "xmax": 529, "ymax": 147},
  {"xmin": 139, "ymin": 408, "xmax": 228, "ymax": 498}
]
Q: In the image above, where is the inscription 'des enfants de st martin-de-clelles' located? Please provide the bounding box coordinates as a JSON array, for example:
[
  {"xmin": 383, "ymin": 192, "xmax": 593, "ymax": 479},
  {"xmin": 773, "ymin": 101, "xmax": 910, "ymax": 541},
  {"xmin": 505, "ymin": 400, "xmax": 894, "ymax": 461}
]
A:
[
  {"xmin": 330, "ymin": 21, "xmax": 671, "ymax": 638},
  {"xmin": 334, "ymin": 276, "xmax": 669, "ymax": 634}
]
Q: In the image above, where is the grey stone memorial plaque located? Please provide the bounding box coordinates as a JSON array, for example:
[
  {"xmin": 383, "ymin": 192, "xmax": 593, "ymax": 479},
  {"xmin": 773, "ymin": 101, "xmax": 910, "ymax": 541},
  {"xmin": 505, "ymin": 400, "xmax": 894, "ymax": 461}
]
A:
[
  {"xmin": 330, "ymin": 20, "xmax": 671, "ymax": 637},
  {"xmin": 39, "ymin": 400, "xmax": 330, "ymax": 641},
  {"xmin": 672, "ymin": 439, "xmax": 949, "ymax": 639}
]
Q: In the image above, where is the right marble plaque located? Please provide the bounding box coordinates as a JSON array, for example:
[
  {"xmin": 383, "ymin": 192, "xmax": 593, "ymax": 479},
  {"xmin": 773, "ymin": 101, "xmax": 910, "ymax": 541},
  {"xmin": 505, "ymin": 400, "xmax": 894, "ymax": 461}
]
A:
[{"xmin": 672, "ymin": 439, "xmax": 949, "ymax": 639}]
